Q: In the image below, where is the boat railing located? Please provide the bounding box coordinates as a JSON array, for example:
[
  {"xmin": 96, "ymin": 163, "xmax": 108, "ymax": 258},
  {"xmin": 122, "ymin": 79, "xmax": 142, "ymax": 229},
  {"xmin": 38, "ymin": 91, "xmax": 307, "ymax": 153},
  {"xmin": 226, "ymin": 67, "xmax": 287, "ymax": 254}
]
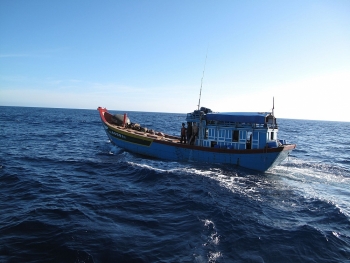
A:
[{"xmin": 186, "ymin": 111, "xmax": 204, "ymax": 122}]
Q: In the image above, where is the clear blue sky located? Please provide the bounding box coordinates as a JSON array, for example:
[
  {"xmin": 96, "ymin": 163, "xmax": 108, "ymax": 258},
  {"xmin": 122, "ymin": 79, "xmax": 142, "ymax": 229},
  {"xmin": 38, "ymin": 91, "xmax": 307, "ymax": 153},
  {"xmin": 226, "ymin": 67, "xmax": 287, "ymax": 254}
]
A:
[{"xmin": 1, "ymin": 0, "xmax": 349, "ymax": 121}]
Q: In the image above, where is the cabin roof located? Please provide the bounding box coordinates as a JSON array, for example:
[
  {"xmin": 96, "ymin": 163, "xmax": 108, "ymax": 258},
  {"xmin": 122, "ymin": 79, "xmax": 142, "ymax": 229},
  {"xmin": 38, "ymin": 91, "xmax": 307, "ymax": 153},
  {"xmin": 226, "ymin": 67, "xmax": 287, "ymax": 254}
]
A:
[{"xmin": 205, "ymin": 112, "xmax": 271, "ymax": 124}]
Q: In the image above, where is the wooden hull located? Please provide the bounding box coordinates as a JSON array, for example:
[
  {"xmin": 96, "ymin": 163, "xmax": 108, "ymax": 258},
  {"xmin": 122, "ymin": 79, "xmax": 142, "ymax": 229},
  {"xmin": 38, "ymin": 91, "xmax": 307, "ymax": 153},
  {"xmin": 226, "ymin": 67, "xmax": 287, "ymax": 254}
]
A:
[{"xmin": 98, "ymin": 107, "xmax": 296, "ymax": 172}]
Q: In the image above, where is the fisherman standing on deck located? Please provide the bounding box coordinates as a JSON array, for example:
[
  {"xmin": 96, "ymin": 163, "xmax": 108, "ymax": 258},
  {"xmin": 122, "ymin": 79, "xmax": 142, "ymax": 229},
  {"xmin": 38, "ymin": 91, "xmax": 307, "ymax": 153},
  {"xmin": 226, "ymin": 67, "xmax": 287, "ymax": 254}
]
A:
[
  {"xmin": 187, "ymin": 122, "xmax": 192, "ymax": 144},
  {"xmin": 180, "ymin": 123, "xmax": 187, "ymax": 144},
  {"xmin": 190, "ymin": 122, "xmax": 198, "ymax": 145}
]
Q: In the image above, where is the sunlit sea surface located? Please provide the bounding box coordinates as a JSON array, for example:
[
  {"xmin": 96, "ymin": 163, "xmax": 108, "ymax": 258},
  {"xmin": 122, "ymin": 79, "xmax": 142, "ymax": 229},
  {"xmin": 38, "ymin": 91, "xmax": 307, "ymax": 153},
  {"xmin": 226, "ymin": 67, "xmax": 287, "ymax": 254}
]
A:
[{"xmin": 0, "ymin": 106, "xmax": 349, "ymax": 263}]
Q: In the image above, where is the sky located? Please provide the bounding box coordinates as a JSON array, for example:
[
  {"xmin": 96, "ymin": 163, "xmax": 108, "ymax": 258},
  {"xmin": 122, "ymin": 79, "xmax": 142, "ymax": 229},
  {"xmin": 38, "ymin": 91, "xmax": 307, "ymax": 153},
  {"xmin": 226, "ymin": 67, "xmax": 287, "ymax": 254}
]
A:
[{"xmin": 0, "ymin": 0, "xmax": 349, "ymax": 121}]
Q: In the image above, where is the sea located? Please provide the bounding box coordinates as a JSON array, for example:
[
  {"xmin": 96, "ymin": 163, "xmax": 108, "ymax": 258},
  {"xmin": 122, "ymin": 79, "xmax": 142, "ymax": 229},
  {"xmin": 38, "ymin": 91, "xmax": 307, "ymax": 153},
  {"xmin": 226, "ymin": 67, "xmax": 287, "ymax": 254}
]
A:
[{"xmin": 0, "ymin": 106, "xmax": 349, "ymax": 263}]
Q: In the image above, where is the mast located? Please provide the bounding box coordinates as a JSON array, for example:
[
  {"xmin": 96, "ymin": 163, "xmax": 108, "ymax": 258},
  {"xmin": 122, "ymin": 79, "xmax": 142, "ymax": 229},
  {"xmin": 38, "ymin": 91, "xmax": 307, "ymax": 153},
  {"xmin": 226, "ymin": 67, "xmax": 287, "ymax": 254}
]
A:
[{"xmin": 197, "ymin": 51, "xmax": 208, "ymax": 111}]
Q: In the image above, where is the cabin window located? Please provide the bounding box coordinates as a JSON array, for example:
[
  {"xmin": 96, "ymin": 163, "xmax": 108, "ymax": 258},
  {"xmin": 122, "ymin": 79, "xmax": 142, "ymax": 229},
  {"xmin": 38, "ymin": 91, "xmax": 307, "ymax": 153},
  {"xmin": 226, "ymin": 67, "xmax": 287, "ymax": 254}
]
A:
[
  {"xmin": 232, "ymin": 130, "xmax": 239, "ymax": 142},
  {"xmin": 270, "ymin": 132, "xmax": 274, "ymax": 140},
  {"xmin": 240, "ymin": 131, "xmax": 246, "ymax": 140},
  {"xmin": 226, "ymin": 130, "xmax": 232, "ymax": 141},
  {"xmin": 208, "ymin": 128, "xmax": 216, "ymax": 139},
  {"xmin": 204, "ymin": 129, "xmax": 208, "ymax": 139},
  {"xmin": 219, "ymin": 129, "xmax": 225, "ymax": 140}
]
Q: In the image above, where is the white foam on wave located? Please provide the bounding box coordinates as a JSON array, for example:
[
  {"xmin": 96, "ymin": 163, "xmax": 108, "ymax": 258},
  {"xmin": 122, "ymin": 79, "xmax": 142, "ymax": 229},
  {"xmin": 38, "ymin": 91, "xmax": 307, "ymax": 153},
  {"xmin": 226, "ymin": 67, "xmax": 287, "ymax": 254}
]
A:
[
  {"xmin": 126, "ymin": 158, "xmax": 186, "ymax": 174},
  {"xmin": 126, "ymin": 157, "xmax": 270, "ymax": 202},
  {"xmin": 197, "ymin": 219, "xmax": 222, "ymax": 262},
  {"xmin": 108, "ymin": 145, "xmax": 120, "ymax": 155},
  {"xmin": 272, "ymin": 158, "xmax": 350, "ymax": 219},
  {"xmin": 117, "ymin": 152, "xmax": 350, "ymax": 220}
]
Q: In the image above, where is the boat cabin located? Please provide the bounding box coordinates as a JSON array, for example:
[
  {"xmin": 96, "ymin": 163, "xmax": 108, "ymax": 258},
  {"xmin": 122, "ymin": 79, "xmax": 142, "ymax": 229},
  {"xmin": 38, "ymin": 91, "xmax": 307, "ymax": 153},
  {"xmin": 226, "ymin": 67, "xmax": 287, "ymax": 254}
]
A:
[{"xmin": 186, "ymin": 107, "xmax": 281, "ymax": 150}]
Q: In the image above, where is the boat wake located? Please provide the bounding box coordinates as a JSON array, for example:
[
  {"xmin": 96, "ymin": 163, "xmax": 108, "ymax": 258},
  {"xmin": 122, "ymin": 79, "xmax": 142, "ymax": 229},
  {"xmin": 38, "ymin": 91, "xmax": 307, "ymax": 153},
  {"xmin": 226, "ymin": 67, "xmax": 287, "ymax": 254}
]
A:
[
  {"xmin": 120, "ymin": 151, "xmax": 350, "ymax": 221},
  {"xmin": 271, "ymin": 158, "xmax": 350, "ymax": 219},
  {"xmin": 119, "ymin": 152, "xmax": 285, "ymax": 203}
]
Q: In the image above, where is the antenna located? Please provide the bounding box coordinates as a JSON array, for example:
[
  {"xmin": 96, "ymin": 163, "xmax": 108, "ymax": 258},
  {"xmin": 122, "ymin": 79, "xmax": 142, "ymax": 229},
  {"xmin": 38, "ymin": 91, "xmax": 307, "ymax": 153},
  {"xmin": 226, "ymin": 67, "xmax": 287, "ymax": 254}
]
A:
[
  {"xmin": 272, "ymin": 96, "xmax": 275, "ymax": 128},
  {"xmin": 197, "ymin": 49, "xmax": 208, "ymax": 111}
]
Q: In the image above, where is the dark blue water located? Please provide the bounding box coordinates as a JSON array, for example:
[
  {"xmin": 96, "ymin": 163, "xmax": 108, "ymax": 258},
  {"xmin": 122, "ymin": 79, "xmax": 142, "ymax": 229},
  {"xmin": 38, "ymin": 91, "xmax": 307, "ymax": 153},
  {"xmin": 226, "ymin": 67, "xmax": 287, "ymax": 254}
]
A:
[{"xmin": 0, "ymin": 106, "xmax": 349, "ymax": 263}]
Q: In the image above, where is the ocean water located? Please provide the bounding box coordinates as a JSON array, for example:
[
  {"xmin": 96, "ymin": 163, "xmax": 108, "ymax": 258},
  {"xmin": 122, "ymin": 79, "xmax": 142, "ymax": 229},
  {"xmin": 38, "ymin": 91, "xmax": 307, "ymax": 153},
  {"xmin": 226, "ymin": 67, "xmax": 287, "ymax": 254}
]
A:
[{"xmin": 0, "ymin": 106, "xmax": 349, "ymax": 263}]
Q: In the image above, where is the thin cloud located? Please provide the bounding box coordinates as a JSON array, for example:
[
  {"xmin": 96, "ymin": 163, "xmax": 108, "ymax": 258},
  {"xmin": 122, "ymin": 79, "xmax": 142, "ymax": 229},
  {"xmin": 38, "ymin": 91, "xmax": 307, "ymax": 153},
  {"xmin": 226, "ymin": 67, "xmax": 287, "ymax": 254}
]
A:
[
  {"xmin": 0, "ymin": 53, "xmax": 32, "ymax": 58},
  {"xmin": 0, "ymin": 47, "xmax": 70, "ymax": 58}
]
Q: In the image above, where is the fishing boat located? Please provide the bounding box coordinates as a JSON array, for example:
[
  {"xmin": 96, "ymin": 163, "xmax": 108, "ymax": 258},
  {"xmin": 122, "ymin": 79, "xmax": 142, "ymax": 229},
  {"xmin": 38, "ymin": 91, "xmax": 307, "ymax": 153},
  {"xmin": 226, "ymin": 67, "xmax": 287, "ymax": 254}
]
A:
[{"xmin": 97, "ymin": 104, "xmax": 296, "ymax": 172}]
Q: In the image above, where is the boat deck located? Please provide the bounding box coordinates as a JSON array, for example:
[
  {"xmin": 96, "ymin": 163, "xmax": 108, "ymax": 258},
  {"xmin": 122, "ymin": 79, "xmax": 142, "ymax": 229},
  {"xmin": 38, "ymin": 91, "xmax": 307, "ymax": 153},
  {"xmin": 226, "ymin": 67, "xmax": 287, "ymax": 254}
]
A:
[{"xmin": 108, "ymin": 122, "xmax": 181, "ymax": 144}]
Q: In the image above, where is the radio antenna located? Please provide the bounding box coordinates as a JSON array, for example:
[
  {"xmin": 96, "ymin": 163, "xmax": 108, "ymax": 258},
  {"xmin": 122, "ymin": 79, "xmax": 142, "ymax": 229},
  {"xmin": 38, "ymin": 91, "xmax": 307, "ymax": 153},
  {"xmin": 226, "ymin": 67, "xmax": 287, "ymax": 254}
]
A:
[
  {"xmin": 272, "ymin": 96, "xmax": 275, "ymax": 128},
  {"xmin": 197, "ymin": 49, "xmax": 208, "ymax": 110}
]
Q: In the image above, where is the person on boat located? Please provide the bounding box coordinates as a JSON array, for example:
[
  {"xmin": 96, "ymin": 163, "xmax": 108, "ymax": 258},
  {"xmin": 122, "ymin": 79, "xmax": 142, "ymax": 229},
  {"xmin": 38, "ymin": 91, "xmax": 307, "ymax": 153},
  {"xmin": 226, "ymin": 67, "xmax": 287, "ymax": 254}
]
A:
[
  {"xmin": 180, "ymin": 123, "xmax": 187, "ymax": 143},
  {"xmin": 186, "ymin": 122, "xmax": 192, "ymax": 143},
  {"xmin": 190, "ymin": 123, "xmax": 198, "ymax": 145}
]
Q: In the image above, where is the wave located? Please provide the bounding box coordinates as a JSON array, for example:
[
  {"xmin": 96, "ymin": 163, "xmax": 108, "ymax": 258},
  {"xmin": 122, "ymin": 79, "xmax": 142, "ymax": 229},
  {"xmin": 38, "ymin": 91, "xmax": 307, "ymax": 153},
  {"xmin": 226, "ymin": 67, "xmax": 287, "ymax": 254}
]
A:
[
  {"xmin": 277, "ymin": 157, "xmax": 350, "ymax": 179},
  {"xmin": 0, "ymin": 219, "xmax": 95, "ymax": 263}
]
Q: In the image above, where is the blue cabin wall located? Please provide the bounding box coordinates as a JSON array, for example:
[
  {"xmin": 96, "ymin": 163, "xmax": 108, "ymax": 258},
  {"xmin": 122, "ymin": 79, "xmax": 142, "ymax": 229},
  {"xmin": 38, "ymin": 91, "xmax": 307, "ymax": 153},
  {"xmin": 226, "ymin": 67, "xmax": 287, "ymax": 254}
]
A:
[
  {"xmin": 238, "ymin": 130, "xmax": 246, "ymax": 149},
  {"xmin": 186, "ymin": 110, "xmax": 280, "ymax": 148},
  {"xmin": 252, "ymin": 131, "xmax": 259, "ymax": 149},
  {"xmin": 197, "ymin": 124, "xmax": 276, "ymax": 150},
  {"xmin": 259, "ymin": 130, "xmax": 268, "ymax": 148},
  {"xmin": 200, "ymin": 126, "xmax": 249, "ymax": 150},
  {"xmin": 190, "ymin": 116, "xmax": 279, "ymax": 150}
]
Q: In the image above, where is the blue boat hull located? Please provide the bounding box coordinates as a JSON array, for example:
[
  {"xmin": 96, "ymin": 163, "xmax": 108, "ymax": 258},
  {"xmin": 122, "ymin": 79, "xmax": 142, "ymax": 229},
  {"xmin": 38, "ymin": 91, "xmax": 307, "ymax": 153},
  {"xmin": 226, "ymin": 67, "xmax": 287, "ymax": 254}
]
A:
[{"xmin": 101, "ymin": 120, "xmax": 294, "ymax": 172}]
